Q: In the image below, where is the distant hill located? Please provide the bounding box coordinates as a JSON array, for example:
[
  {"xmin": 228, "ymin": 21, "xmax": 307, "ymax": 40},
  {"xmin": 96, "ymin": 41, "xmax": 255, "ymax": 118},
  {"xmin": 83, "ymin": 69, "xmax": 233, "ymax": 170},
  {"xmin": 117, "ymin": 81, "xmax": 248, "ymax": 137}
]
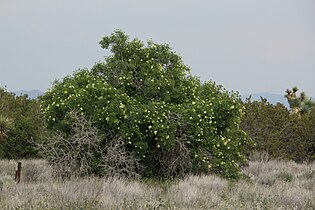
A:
[
  {"xmin": 14, "ymin": 89, "xmax": 44, "ymax": 99},
  {"xmin": 241, "ymin": 93, "xmax": 289, "ymax": 107}
]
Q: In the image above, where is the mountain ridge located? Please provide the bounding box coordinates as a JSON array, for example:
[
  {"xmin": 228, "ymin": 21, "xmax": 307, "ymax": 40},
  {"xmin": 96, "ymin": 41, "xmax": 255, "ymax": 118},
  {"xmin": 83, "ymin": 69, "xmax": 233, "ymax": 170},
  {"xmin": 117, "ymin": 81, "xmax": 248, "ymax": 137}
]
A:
[{"xmin": 14, "ymin": 89, "xmax": 44, "ymax": 99}]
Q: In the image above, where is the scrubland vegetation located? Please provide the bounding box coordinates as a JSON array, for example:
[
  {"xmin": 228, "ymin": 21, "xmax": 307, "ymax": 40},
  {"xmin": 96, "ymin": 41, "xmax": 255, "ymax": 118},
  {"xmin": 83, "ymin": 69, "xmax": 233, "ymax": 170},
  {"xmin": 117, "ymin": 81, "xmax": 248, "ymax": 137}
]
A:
[
  {"xmin": 1, "ymin": 30, "xmax": 314, "ymax": 209},
  {"xmin": 0, "ymin": 157, "xmax": 314, "ymax": 209}
]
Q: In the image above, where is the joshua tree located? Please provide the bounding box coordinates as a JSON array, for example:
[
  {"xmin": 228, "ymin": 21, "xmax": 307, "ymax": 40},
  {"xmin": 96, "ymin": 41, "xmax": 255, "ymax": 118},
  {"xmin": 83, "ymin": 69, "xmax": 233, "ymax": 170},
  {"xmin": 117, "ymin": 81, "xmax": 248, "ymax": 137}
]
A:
[{"xmin": 285, "ymin": 86, "xmax": 314, "ymax": 115}]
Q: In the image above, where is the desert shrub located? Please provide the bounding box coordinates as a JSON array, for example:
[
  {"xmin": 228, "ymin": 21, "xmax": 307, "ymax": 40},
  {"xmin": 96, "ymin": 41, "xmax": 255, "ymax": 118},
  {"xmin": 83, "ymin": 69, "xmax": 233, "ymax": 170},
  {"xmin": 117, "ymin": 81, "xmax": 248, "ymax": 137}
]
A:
[
  {"xmin": 0, "ymin": 88, "xmax": 45, "ymax": 158},
  {"xmin": 0, "ymin": 159, "xmax": 52, "ymax": 183},
  {"xmin": 241, "ymin": 98, "xmax": 315, "ymax": 162},
  {"xmin": 276, "ymin": 171, "xmax": 293, "ymax": 182},
  {"xmin": 39, "ymin": 112, "xmax": 141, "ymax": 178},
  {"xmin": 40, "ymin": 30, "xmax": 251, "ymax": 179}
]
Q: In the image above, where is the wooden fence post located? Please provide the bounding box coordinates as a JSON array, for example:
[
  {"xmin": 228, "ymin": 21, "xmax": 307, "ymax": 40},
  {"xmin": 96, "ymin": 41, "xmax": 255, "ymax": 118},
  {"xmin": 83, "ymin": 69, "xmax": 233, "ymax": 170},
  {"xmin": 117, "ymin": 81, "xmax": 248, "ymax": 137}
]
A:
[{"xmin": 15, "ymin": 161, "xmax": 21, "ymax": 183}]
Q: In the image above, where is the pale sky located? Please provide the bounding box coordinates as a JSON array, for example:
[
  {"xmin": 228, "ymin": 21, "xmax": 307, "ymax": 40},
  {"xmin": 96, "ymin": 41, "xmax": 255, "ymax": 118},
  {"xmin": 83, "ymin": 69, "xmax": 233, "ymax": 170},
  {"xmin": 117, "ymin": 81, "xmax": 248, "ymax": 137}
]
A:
[{"xmin": 1, "ymin": 0, "xmax": 314, "ymax": 95}]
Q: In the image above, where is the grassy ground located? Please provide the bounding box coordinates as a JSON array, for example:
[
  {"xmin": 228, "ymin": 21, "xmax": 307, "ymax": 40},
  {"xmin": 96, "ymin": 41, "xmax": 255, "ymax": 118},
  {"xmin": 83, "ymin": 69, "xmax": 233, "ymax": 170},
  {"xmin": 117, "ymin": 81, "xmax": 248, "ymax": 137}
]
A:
[{"xmin": 0, "ymin": 158, "xmax": 314, "ymax": 209}]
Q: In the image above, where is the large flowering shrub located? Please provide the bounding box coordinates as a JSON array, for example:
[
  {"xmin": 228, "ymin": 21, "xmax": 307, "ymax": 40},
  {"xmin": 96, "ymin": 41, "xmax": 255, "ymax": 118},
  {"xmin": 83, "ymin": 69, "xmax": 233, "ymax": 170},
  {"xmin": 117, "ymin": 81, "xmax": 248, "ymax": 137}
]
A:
[{"xmin": 40, "ymin": 30, "xmax": 250, "ymax": 178}]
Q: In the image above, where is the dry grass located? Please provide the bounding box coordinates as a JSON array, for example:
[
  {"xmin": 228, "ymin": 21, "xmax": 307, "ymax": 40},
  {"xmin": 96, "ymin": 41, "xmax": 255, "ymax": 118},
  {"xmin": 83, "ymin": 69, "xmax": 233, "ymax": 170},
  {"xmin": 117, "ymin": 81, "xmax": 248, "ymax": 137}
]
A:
[{"xmin": 0, "ymin": 159, "xmax": 314, "ymax": 209}]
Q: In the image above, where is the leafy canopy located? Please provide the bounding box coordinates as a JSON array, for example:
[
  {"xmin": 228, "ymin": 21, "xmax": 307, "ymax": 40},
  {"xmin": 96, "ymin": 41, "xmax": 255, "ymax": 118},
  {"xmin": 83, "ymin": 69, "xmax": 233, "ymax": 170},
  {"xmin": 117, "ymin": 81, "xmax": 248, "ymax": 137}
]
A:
[{"xmin": 41, "ymin": 30, "xmax": 250, "ymax": 178}]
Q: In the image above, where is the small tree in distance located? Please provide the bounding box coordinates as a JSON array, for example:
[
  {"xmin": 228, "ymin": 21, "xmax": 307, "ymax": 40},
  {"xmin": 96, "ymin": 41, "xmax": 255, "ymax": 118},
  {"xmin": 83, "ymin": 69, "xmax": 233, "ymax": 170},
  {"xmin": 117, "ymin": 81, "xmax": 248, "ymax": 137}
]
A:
[
  {"xmin": 40, "ymin": 30, "xmax": 251, "ymax": 179},
  {"xmin": 285, "ymin": 86, "xmax": 315, "ymax": 115}
]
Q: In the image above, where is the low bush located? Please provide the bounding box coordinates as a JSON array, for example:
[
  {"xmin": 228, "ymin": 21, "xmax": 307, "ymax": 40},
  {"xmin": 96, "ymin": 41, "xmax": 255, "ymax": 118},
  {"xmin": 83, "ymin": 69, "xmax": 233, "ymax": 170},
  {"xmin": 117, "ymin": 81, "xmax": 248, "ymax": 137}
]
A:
[
  {"xmin": 39, "ymin": 112, "xmax": 142, "ymax": 178},
  {"xmin": 241, "ymin": 98, "xmax": 315, "ymax": 162},
  {"xmin": 0, "ymin": 88, "xmax": 45, "ymax": 159}
]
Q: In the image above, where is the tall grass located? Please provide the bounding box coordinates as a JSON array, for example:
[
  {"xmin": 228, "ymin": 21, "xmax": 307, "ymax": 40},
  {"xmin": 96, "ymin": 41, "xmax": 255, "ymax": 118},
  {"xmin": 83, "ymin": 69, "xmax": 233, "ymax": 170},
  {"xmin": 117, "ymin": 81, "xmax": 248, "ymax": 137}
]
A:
[{"xmin": 0, "ymin": 159, "xmax": 314, "ymax": 209}]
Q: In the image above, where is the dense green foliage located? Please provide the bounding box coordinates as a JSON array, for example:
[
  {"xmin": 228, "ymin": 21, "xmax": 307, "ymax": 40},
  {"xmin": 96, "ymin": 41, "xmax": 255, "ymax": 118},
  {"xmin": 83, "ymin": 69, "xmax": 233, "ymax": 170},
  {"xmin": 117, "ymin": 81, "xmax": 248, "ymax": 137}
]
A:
[
  {"xmin": 0, "ymin": 88, "xmax": 44, "ymax": 159},
  {"xmin": 241, "ymin": 98, "xmax": 315, "ymax": 162},
  {"xmin": 0, "ymin": 114, "xmax": 13, "ymax": 140},
  {"xmin": 40, "ymin": 30, "xmax": 250, "ymax": 178}
]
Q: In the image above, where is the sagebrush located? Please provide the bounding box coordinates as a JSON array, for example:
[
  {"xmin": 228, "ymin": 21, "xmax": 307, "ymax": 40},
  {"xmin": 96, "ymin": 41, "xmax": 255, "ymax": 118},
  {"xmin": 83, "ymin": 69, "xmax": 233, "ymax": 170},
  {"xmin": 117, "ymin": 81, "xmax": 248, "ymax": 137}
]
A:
[{"xmin": 0, "ymin": 159, "xmax": 314, "ymax": 209}]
